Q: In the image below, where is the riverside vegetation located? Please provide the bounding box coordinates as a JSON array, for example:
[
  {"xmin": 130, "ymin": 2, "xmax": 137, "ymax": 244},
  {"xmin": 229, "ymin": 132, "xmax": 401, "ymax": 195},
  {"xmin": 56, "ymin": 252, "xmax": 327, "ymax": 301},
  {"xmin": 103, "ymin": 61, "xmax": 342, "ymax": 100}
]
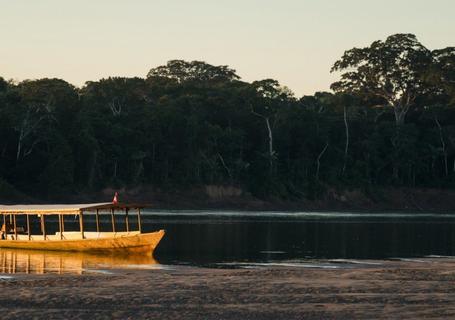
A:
[{"xmin": 0, "ymin": 34, "xmax": 454, "ymax": 204}]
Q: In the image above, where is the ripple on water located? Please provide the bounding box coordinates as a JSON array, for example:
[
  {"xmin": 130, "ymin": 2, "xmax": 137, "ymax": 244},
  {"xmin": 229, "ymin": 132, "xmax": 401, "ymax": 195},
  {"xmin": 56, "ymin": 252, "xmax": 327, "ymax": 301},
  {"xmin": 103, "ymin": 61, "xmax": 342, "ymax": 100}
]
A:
[
  {"xmin": 115, "ymin": 264, "xmax": 177, "ymax": 270},
  {"xmin": 328, "ymin": 259, "xmax": 383, "ymax": 266},
  {"xmin": 388, "ymin": 258, "xmax": 432, "ymax": 263},
  {"xmin": 216, "ymin": 261, "xmax": 357, "ymax": 270},
  {"xmin": 260, "ymin": 251, "xmax": 286, "ymax": 254}
]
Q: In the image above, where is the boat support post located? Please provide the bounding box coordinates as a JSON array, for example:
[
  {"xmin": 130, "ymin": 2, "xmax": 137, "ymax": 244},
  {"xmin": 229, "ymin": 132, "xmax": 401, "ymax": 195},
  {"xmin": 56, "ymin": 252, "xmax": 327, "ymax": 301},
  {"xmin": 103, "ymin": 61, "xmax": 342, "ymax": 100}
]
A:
[
  {"xmin": 137, "ymin": 208, "xmax": 142, "ymax": 233},
  {"xmin": 41, "ymin": 215, "xmax": 46, "ymax": 240},
  {"xmin": 26, "ymin": 214, "xmax": 30, "ymax": 240},
  {"xmin": 79, "ymin": 212, "xmax": 84, "ymax": 239},
  {"xmin": 58, "ymin": 214, "xmax": 63, "ymax": 240},
  {"xmin": 95, "ymin": 209, "xmax": 100, "ymax": 233},
  {"xmin": 13, "ymin": 215, "xmax": 17, "ymax": 240},
  {"xmin": 2, "ymin": 213, "xmax": 6, "ymax": 240},
  {"xmin": 125, "ymin": 208, "xmax": 129, "ymax": 232},
  {"xmin": 111, "ymin": 209, "xmax": 116, "ymax": 233}
]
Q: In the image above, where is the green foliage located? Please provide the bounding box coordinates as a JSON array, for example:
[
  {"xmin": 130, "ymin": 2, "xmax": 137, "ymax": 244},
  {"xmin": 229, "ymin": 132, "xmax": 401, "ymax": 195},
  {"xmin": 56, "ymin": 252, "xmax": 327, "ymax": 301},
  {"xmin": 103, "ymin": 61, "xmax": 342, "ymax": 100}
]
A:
[
  {"xmin": 332, "ymin": 34, "xmax": 434, "ymax": 125},
  {"xmin": 147, "ymin": 60, "xmax": 240, "ymax": 84},
  {"xmin": 0, "ymin": 48, "xmax": 454, "ymax": 201}
]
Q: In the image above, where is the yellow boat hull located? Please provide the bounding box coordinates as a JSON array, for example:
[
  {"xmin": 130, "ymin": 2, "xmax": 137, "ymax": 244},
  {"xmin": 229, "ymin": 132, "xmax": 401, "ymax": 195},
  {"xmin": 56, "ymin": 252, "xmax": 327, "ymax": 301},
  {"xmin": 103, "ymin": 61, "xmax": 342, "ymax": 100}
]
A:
[{"xmin": 0, "ymin": 230, "xmax": 165, "ymax": 255}]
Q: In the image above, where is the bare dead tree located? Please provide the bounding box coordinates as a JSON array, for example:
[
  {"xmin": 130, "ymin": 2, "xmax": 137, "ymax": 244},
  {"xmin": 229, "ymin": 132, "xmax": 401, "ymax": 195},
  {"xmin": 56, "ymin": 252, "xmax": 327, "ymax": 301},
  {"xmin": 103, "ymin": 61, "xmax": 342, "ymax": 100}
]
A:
[
  {"xmin": 435, "ymin": 117, "xmax": 449, "ymax": 177},
  {"xmin": 15, "ymin": 109, "xmax": 47, "ymax": 161},
  {"xmin": 250, "ymin": 106, "xmax": 276, "ymax": 171},
  {"xmin": 217, "ymin": 153, "xmax": 232, "ymax": 180}
]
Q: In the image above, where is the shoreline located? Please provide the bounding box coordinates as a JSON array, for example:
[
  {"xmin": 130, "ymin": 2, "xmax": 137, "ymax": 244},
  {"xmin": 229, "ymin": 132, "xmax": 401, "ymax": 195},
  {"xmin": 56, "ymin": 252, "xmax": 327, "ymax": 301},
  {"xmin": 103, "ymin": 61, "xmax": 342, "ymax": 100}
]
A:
[
  {"xmin": 1, "ymin": 258, "xmax": 455, "ymax": 319},
  {"xmin": 3, "ymin": 186, "xmax": 455, "ymax": 213}
]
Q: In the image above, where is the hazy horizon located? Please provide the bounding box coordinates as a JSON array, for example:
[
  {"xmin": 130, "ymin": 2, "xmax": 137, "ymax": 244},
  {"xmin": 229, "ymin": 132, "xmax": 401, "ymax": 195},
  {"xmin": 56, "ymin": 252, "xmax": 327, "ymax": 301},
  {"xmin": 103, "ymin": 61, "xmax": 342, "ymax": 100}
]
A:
[{"xmin": 1, "ymin": 0, "xmax": 454, "ymax": 96}]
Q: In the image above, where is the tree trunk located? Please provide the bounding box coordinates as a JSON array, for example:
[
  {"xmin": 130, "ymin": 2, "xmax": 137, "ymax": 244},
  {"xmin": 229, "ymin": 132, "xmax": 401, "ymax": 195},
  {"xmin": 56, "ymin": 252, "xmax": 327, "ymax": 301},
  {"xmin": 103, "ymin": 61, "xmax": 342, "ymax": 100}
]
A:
[
  {"xmin": 217, "ymin": 153, "xmax": 232, "ymax": 180},
  {"xmin": 265, "ymin": 117, "xmax": 274, "ymax": 170},
  {"xmin": 251, "ymin": 108, "xmax": 276, "ymax": 173},
  {"xmin": 393, "ymin": 104, "xmax": 407, "ymax": 126},
  {"xmin": 342, "ymin": 105, "xmax": 349, "ymax": 176},
  {"xmin": 15, "ymin": 110, "xmax": 47, "ymax": 162},
  {"xmin": 435, "ymin": 117, "xmax": 449, "ymax": 177},
  {"xmin": 316, "ymin": 142, "xmax": 329, "ymax": 181},
  {"xmin": 16, "ymin": 132, "xmax": 23, "ymax": 161}
]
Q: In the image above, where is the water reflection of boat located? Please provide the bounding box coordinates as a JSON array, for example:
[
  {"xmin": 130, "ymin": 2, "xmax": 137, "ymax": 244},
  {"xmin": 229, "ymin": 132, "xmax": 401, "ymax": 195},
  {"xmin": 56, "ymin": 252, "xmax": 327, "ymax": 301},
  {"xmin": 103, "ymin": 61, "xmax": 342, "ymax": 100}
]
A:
[
  {"xmin": 0, "ymin": 249, "xmax": 158, "ymax": 275},
  {"xmin": 0, "ymin": 203, "xmax": 164, "ymax": 255}
]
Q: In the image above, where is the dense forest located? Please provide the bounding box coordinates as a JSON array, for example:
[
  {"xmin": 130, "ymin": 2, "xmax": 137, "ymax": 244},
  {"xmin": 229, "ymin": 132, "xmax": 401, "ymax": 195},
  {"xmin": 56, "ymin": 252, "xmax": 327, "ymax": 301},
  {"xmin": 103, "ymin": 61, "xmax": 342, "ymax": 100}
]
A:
[{"xmin": 0, "ymin": 33, "xmax": 454, "ymax": 203}]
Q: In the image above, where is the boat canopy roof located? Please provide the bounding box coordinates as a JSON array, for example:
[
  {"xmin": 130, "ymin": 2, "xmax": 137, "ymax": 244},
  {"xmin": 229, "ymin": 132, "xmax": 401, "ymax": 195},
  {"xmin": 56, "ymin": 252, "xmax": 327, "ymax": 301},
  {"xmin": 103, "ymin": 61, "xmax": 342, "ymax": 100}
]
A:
[{"xmin": 0, "ymin": 203, "xmax": 147, "ymax": 215}]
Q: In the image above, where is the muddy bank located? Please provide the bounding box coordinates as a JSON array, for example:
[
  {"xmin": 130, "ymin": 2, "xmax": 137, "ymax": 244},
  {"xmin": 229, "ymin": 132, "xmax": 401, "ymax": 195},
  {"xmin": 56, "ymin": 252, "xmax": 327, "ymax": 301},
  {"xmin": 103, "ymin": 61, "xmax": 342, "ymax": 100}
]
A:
[
  {"xmin": 66, "ymin": 186, "xmax": 455, "ymax": 212},
  {"xmin": 1, "ymin": 258, "xmax": 455, "ymax": 319},
  {"xmin": 3, "ymin": 185, "xmax": 455, "ymax": 212}
]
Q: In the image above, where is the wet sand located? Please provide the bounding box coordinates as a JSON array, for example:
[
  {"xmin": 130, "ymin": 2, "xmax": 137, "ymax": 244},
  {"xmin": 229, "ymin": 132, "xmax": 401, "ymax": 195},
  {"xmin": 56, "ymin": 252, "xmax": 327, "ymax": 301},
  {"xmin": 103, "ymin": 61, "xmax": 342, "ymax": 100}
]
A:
[{"xmin": 1, "ymin": 258, "xmax": 455, "ymax": 319}]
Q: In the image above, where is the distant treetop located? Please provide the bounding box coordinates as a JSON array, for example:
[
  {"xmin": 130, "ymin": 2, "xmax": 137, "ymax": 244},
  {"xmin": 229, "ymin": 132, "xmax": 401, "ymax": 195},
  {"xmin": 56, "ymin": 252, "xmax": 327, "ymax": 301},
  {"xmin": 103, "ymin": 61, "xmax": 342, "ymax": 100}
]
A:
[{"xmin": 146, "ymin": 60, "xmax": 240, "ymax": 83}]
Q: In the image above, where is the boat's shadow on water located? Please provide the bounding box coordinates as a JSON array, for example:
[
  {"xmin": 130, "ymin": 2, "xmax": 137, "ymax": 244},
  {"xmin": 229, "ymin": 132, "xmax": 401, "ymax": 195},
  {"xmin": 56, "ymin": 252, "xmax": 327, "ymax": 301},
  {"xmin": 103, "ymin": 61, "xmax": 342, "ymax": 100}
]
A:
[{"xmin": 0, "ymin": 249, "xmax": 159, "ymax": 275}]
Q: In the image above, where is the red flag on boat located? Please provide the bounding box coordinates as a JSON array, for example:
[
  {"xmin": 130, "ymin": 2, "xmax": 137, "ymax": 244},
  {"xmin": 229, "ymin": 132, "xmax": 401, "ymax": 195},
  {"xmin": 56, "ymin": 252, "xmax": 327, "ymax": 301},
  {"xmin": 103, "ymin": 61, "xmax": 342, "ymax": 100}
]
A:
[{"xmin": 112, "ymin": 192, "xmax": 119, "ymax": 205}]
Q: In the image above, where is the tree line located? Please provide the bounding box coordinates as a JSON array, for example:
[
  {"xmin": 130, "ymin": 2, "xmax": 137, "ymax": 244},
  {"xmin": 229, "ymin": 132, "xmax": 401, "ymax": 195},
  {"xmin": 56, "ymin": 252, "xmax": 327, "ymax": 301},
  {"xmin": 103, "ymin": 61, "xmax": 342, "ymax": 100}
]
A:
[{"xmin": 0, "ymin": 34, "xmax": 454, "ymax": 200}]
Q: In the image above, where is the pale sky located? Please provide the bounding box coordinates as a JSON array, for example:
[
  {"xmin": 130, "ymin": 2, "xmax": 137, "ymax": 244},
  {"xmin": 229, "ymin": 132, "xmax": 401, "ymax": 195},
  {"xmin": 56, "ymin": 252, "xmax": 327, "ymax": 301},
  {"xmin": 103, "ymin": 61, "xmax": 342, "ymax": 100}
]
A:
[{"xmin": 1, "ymin": 0, "xmax": 454, "ymax": 96}]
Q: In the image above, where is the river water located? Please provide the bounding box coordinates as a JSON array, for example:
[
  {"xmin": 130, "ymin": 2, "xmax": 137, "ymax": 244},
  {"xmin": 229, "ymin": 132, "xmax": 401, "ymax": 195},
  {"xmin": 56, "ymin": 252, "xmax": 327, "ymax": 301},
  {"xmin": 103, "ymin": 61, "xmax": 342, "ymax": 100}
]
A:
[
  {"xmin": 3, "ymin": 210, "xmax": 455, "ymax": 274},
  {"xmin": 141, "ymin": 210, "xmax": 455, "ymax": 265}
]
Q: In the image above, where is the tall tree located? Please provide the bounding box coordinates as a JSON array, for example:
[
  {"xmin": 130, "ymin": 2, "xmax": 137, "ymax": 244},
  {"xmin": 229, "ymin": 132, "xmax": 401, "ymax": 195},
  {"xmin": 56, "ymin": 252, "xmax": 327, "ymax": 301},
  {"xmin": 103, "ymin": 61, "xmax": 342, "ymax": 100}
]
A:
[
  {"xmin": 79, "ymin": 77, "xmax": 149, "ymax": 186},
  {"xmin": 250, "ymin": 79, "xmax": 294, "ymax": 173},
  {"xmin": 14, "ymin": 78, "xmax": 78, "ymax": 162},
  {"xmin": 331, "ymin": 34, "xmax": 432, "ymax": 125}
]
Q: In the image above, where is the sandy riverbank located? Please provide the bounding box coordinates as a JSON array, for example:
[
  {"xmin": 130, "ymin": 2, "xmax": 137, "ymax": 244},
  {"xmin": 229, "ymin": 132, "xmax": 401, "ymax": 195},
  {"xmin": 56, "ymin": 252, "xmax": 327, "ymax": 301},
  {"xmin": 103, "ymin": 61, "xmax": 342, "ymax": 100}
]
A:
[{"xmin": 1, "ymin": 258, "xmax": 455, "ymax": 319}]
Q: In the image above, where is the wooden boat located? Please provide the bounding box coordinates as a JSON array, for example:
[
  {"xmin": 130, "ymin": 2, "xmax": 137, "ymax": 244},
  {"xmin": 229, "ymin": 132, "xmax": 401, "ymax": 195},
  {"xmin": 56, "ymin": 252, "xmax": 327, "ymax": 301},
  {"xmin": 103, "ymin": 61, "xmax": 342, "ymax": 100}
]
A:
[{"xmin": 0, "ymin": 203, "xmax": 164, "ymax": 255}]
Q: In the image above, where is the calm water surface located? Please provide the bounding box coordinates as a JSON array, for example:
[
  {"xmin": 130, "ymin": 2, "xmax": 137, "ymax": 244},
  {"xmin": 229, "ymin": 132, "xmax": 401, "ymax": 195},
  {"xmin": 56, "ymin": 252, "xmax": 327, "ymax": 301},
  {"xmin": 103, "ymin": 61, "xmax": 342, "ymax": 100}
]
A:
[
  {"xmin": 3, "ymin": 210, "xmax": 455, "ymax": 273},
  {"xmin": 141, "ymin": 210, "xmax": 455, "ymax": 265}
]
